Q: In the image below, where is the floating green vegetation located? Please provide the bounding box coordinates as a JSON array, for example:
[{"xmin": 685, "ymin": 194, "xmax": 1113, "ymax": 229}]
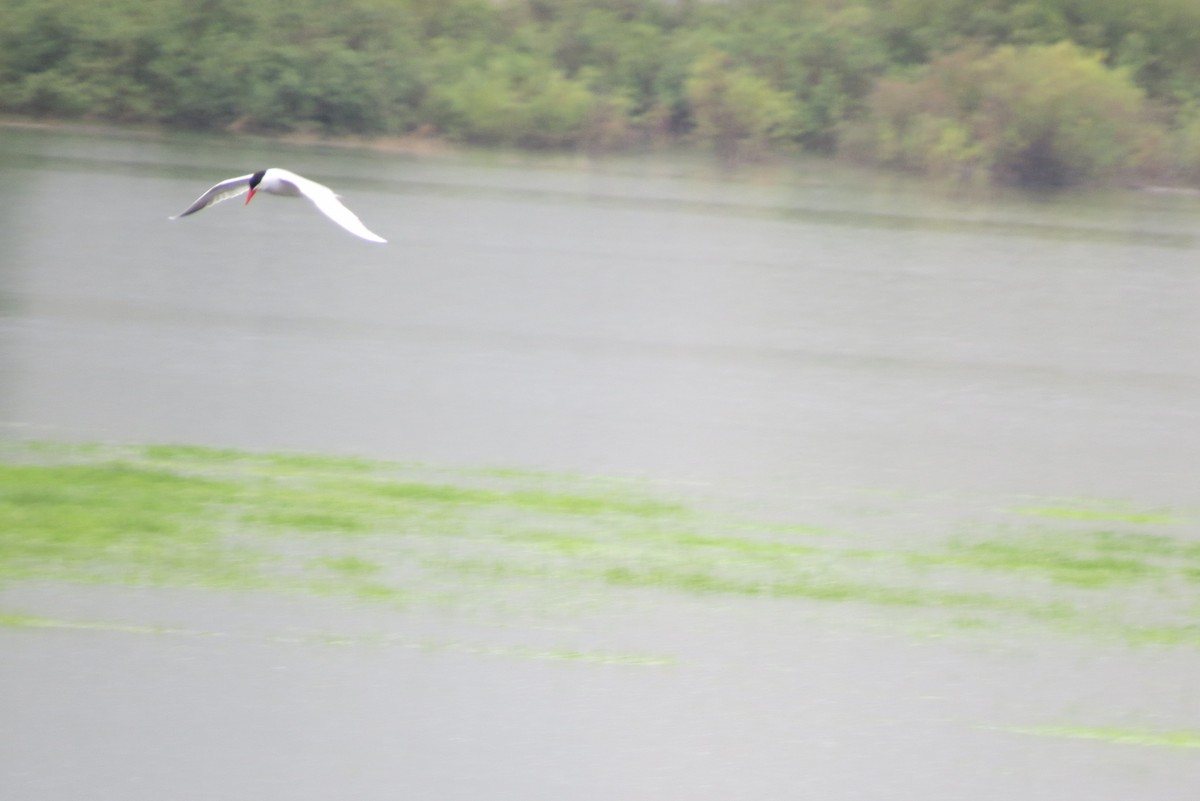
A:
[
  {"xmin": 1012, "ymin": 502, "xmax": 1180, "ymax": 526},
  {"xmin": 930, "ymin": 539, "xmax": 1160, "ymax": 588},
  {"xmin": 1, "ymin": 441, "xmax": 1197, "ymax": 647},
  {"xmin": 0, "ymin": 609, "xmax": 189, "ymax": 637},
  {"xmin": 0, "ymin": 608, "xmax": 672, "ymax": 666},
  {"xmin": 1000, "ymin": 725, "xmax": 1200, "ymax": 750},
  {"xmin": 315, "ymin": 555, "xmax": 383, "ymax": 577},
  {"xmin": 0, "ymin": 460, "xmax": 266, "ymax": 588}
]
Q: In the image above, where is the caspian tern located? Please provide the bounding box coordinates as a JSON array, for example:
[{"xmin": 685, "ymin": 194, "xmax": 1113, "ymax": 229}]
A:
[{"xmin": 172, "ymin": 168, "xmax": 387, "ymax": 243}]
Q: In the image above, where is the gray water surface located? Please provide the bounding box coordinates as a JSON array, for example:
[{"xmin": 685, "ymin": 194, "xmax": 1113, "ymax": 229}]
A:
[
  {"xmin": 3, "ymin": 127, "xmax": 1198, "ymax": 502},
  {"xmin": 2, "ymin": 127, "xmax": 1199, "ymax": 799}
]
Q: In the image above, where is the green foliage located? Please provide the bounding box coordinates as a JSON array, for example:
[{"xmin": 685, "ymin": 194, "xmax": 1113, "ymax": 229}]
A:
[
  {"xmin": 1, "ymin": 0, "xmax": 1199, "ymax": 182},
  {"xmin": 1173, "ymin": 105, "xmax": 1200, "ymax": 183},
  {"xmin": 843, "ymin": 42, "xmax": 1157, "ymax": 186},
  {"xmin": 685, "ymin": 50, "xmax": 797, "ymax": 159},
  {"xmin": 423, "ymin": 50, "xmax": 598, "ymax": 147},
  {"xmin": 709, "ymin": 3, "xmax": 886, "ymax": 151}
]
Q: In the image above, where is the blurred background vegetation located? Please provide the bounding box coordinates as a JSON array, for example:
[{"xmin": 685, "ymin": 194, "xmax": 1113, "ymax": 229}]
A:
[{"xmin": 3, "ymin": 0, "xmax": 1200, "ymax": 187}]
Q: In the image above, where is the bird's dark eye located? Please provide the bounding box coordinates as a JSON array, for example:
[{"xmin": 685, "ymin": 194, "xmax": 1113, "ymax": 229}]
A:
[{"xmin": 249, "ymin": 170, "xmax": 266, "ymax": 189}]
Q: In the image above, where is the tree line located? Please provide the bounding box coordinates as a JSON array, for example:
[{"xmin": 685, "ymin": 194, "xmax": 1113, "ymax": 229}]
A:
[{"xmin": 3, "ymin": 0, "xmax": 1200, "ymax": 187}]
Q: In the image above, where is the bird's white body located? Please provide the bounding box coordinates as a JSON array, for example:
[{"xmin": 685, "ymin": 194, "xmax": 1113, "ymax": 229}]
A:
[{"xmin": 172, "ymin": 168, "xmax": 386, "ymax": 243}]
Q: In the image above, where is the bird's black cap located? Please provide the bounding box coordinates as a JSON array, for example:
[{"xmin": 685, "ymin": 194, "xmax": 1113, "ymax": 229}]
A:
[{"xmin": 249, "ymin": 170, "xmax": 266, "ymax": 189}]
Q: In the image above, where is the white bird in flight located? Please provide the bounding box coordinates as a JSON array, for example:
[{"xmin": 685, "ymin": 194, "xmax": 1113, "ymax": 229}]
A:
[{"xmin": 171, "ymin": 168, "xmax": 387, "ymax": 243}]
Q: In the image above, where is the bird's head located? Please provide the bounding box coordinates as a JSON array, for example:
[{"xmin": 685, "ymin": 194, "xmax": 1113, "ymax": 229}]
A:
[{"xmin": 245, "ymin": 170, "xmax": 267, "ymax": 205}]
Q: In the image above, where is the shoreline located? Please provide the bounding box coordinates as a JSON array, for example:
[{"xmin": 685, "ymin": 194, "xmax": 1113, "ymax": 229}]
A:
[
  {"xmin": 5, "ymin": 116, "xmax": 1199, "ymax": 195},
  {"xmin": 0, "ymin": 116, "xmax": 460, "ymax": 158}
]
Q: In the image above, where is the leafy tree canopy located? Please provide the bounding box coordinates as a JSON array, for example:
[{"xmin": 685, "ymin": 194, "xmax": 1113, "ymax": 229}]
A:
[{"xmin": 2, "ymin": 0, "xmax": 1198, "ymax": 184}]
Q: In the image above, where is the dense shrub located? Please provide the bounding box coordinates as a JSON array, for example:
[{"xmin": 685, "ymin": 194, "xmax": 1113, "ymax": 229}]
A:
[
  {"xmin": 685, "ymin": 50, "xmax": 796, "ymax": 160},
  {"xmin": 713, "ymin": 3, "xmax": 886, "ymax": 151},
  {"xmin": 423, "ymin": 51, "xmax": 598, "ymax": 147},
  {"xmin": 2, "ymin": 0, "xmax": 1200, "ymax": 183},
  {"xmin": 1174, "ymin": 106, "xmax": 1200, "ymax": 183},
  {"xmin": 842, "ymin": 42, "xmax": 1158, "ymax": 186}
]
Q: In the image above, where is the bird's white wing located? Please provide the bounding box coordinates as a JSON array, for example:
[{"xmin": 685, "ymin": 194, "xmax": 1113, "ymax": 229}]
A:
[
  {"xmin": 170, "ymin": 174, "xmax": 255, "ymax": 218},
  {"xmin": 285, "ymin": 172, "xmax": 387, "ymax": 243}
]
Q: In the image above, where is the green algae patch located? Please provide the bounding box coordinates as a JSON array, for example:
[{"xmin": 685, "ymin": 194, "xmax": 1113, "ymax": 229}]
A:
[
  {"xmin": 0, "ymin": 460, "xmax": 264, "ymax": 587},
  {"xmin": 0, "ymin": 609, "xmax": 191, "ymax": 637},
  {"xmin": 931, "ymin": 540, "xmax": 1160, "ymax": 588},
  {"xmin": 1012, "ymin": 501, "xmax": 1180, "ymax": 526},
  {"xmin": 315, "ymin": 555, "xmax": 384, "ymax": 577},
  {"xmin": 1, "ymin": 441, "xmax": 1198, "ymax": 648},
  {"xmin": 0, "ymin": 442, "xmax": 697, "ymax": 599},
  {"xmin": 0, "ymin": 607, "xmax": 673, "ymax": 667},
  {"xmin": 1000, "ymin": 724, "xmax": 1200, "ymax": 750}
]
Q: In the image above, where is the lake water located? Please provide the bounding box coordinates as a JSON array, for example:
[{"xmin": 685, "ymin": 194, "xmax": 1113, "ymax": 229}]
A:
[{"xmin": 2, "ymin": 126, "xmax": 1199, "ymax": 799}]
